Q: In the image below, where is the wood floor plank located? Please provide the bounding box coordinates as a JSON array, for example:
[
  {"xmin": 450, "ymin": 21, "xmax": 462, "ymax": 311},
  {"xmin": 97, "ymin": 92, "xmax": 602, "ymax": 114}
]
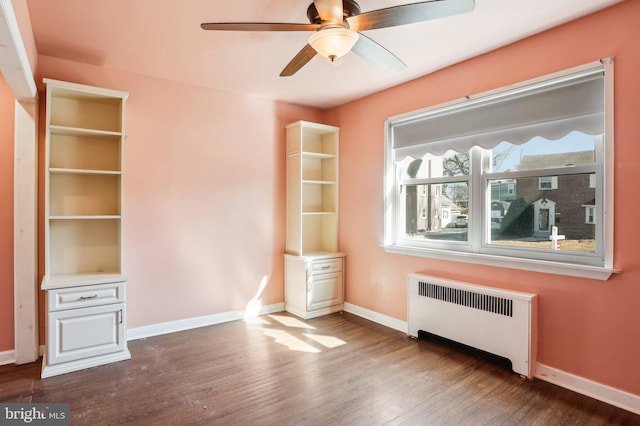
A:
[{"xmin": 1, "ymin": 312, "xmax": 638, "ymax": 425}]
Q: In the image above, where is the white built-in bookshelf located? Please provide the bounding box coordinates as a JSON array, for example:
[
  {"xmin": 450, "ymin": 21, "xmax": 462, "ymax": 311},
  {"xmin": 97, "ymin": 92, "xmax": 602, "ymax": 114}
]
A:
[
  {"xmin": 285, "ymin": 121, "xmax": 345, "ymax": 319},
  {"xmin": 41, "ymin": 79, "xmax": 130, "ymax": 377}
]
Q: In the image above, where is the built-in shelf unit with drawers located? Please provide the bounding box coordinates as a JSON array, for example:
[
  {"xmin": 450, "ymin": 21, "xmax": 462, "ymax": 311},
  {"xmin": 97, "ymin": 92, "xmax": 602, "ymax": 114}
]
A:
[
  {"xmin": 284, "ymin": 121, "xmax": 345, "ymax": 319},
  {"xmin": 41, "ymin": 79, "xmax": 130, "ymax": 378}
]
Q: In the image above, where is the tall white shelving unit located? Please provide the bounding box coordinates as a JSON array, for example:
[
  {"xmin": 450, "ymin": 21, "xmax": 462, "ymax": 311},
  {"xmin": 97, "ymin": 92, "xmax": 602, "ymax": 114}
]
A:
[
  {"xmin": 285, "ymin": 121, "xmax": 345, "ymax": 319},
  {"xmin": 41, "ymin": 79, "xmax": 130, "ymax": 378}
]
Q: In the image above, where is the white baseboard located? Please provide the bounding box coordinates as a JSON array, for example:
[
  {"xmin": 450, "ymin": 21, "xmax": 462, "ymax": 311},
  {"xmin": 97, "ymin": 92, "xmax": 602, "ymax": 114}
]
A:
[
  {"xmin": 343, "ymin": 302, "xmax": 408, "ymax": 333},
  {"xmin": 536, "ymin": 363, "xmax": 640, "ymax": 415},
  {"xmin": 127, "ymin": 302, "xmax": 285, "ymax": 341},
  {"xmin": 0, "ymin": 350, "xmax": 15, "ymax": 365}
]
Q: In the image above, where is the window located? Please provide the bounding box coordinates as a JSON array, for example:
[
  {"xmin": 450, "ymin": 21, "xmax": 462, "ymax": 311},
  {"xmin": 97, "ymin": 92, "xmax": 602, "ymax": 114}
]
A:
[
  {"xmin": 384, "ymin": 60, "xmax": 614, "ymax": 279},
  {"xmin": 584, "ymin": 205, "xmax": 596, "ymax": 224},
  {"xmin": 538, "ymin": 176, "xmax": 558, "ymax": 190}
]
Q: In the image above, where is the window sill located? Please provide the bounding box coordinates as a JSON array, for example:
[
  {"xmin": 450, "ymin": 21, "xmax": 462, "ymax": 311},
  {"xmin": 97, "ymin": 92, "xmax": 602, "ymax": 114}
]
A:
[{"xmin": 382, "ymin": 244, "xmax": 617, "ymax": 281}]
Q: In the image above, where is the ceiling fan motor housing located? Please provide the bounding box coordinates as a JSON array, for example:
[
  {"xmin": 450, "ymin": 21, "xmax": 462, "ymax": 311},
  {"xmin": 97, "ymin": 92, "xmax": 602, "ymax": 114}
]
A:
[{"xmin": 306, "ymin": 0, "xmax": 362, "ymax": 25}]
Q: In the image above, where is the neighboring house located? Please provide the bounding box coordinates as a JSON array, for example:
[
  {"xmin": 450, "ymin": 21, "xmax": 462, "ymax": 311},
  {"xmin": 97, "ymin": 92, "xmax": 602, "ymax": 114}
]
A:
[
  {"xmin": 406, "ymin": 184, "xmax": 463, "ymax": 233},
  {"xmin": 438, "ymin": 195, "xmax": 463, "ymax": 229},
  {"xmin": 515, "ymin": 151, "xmax": 595, "ymax": 238},
  {"xmin": 491, "ymin": 179, "xmax": 517, "ymax": 203},
  {"xmin": 416, "ymin": 188, "xmax": 462, "ymax": 231}
]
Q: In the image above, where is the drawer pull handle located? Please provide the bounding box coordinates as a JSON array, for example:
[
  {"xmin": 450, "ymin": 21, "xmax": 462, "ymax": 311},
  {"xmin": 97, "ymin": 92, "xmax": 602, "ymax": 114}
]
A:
[
  {"xmin": 321, "ymin": 265, "xmax": 331, "ymax": 270},
  {"xmin": 79, "ymin": 294, "xmax": 98, "ymax": 300}
]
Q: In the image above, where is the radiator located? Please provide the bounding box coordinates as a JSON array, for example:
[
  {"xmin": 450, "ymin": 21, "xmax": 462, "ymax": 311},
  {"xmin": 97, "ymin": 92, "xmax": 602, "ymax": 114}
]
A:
[{"xmin": 408, "ymin": 274, "xmax": 537, "ymax": 378}]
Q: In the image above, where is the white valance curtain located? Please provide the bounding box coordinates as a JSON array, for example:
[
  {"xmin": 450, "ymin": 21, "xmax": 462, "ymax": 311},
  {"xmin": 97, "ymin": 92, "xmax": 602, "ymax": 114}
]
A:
[{"xmin": 390, "ymin": 65, "xmax": 605, "ymax": 160}]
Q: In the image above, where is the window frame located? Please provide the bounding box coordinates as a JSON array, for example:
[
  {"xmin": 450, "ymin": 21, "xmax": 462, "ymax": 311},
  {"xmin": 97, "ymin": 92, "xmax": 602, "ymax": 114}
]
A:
[
  {"xmin": 383, "ymin": 59, "xmax": 616, "ymax": 280},
  {"xmin": 584, "ymin": 205, "xmax": 596, "ymax": 224},
  {"xmin": 538, "ymin": 176, "xmax": 558, "ymax": 190}
]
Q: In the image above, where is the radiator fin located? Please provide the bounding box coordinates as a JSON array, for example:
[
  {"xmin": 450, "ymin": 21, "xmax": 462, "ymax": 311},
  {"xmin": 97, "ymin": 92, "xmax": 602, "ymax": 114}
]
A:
[{"xmin": 417, "ymin": 280, "xmax": 513, "ymax": 317}]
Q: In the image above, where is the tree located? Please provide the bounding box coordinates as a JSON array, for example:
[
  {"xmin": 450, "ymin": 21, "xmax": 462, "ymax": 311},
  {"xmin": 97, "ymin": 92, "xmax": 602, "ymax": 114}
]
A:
[
  {"xmin": 443, "ymin": 152, "xmax": 469, "ymax": 211},
  {"xmin": 443, "ymin": 152, "xmax": 469, "ymax": 176},
  {"xmin": 500, "ymin": 197, "xmax": 533, "ymax": 236}
]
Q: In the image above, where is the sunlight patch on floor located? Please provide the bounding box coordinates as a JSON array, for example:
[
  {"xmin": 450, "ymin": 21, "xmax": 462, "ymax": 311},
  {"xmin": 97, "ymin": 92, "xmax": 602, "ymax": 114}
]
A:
[
  {"xmin": 258, "ymin": 314, "xmax": 348, "ymax": 352},
  {"xmin": 268, "ymin": 314, "xmax": 316, "ymax": 329},
  {"xmin": 303, "ymin": 334, "xmax": 347, "ymax": 349},
  {"xmin": 244, "ymin": 316, "xmax": 271, "ymax": 325},
  {"xmin": 261, "ymin": 329, "xmax": 321, "ymax": 353}
]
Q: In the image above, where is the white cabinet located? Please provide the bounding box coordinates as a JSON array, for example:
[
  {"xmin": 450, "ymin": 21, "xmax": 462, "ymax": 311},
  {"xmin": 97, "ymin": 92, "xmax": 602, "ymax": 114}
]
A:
[
  {"xmin": 284, "ymin": 121, "xmax": 345, "ymax": 318},
  {"xmin": 41, "ymin": 79, "xmax": 130, "ymax": 378},
  {"xmin": 45, "ymin": 282, "xmax": 127, "ymax": 370},
  {"xmin": 285, "ymin": 254, "xmax": 344, "ymax": 319}
]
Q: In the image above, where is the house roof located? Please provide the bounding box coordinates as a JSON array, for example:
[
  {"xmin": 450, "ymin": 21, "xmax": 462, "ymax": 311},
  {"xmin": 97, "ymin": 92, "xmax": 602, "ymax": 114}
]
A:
[{"xmin": 517, "ymin": 150, "xmax": 594, "ymax": 170}]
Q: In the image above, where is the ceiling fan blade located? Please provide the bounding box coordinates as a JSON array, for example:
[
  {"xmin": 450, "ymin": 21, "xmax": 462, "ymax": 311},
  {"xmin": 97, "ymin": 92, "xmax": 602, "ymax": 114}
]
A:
[
  {"xmin": 280, "ymin": 44, "xmax": 318, "ymax": 77},
  {"xmin": 201, "ymin": 22, "xmax": 319, "ymax": 32},
  {"xmin": 351, "ymin": 34, "xmax": 406, "ymax": 72},
  {"xmin": 347, "ymin": 0, "xmax": 475, "ymax": 32},
  {"xmin": 313, "ymin": 0, "xmax": 344, "ymax": 23}
]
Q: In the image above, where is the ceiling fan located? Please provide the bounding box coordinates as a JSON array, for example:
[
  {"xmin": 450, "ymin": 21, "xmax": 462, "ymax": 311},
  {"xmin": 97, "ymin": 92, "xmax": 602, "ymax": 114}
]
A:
[{"xmin": 201, "ymin": 0, "xmax": 475, "ymax": 76}]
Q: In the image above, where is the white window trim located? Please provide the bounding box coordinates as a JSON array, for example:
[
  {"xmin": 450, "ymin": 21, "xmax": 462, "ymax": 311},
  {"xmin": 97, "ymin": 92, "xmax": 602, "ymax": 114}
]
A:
[
  {"xmin": 383, "ymin": 59, "xmax": 617, "ymax": 281},
  {"xmin": 383, "ymin": 243, "xmax": 614, "ymax": 280},
  {"xmin": 584, "ymin": 206, "xmax": 596, "ymax": 224},
  {"xmin": 538, "ymin": 176, "xmax": 558, "ymax": 190}
]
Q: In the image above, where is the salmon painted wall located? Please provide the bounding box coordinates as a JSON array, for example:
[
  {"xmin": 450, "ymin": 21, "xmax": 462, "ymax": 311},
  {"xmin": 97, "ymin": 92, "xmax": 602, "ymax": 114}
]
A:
[
  {"xmin": 327, "ymin": 1, "xmax": 640, "ymax": 396},
  {"xmin": 12, "ymin": 0, "xmax": 38, "ymax": 76},
  {"xmin": 35, "ymin": 55, "xmax": 322, "ymax": 334},
  {"xmin": 0, "ymin": 73, "xmax": 15, "ymax": 352}
]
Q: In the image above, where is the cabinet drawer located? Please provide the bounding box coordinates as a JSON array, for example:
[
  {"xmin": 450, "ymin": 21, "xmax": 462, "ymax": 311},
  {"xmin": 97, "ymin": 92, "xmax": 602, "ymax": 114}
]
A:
[
  {"xmin": 47, "ymin": 282, "xmax": 125, "ymax": 312},
  {"xmin": 310, "ymin": 258, "xmax": 342, "ymax": 275}
]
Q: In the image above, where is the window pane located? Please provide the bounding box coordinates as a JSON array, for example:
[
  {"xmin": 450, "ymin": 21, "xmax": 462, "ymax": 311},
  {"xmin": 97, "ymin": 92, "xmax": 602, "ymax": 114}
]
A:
[
  {"xmin": 488, "ymin": 173, "xmax": 596, "ymax": 253},
  {"xmin": 402, "ymin": 183, "xmax": 469, "ymax": 242},
  {"xmin": 487, "ymin": 131, "xmax": 596, "ymax": 173},
  {"xmin": 398, "ymin": 150, "xmax": 470, "ymax": 180}
]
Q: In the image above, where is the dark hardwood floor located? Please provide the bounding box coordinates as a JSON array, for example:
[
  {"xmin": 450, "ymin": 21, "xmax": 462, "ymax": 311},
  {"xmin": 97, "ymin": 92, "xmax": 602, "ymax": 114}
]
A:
[{"xmin": 1, "ymin": 312, "xmax": 638, "ymax": 425}]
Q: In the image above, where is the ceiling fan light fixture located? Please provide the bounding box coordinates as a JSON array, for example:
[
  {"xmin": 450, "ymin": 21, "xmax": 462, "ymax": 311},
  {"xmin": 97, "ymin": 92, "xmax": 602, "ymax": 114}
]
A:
[{"xmin": 308, "ymin": 27, "xmax": 359, "ymax": 62}]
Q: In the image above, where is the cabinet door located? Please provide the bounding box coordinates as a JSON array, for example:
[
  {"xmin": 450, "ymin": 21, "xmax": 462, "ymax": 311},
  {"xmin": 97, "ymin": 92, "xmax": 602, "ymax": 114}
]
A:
[
  {"xmin": 308, "ymin": 272, "xmax": 343, "ymax": 311},
  {"xmin": 47, "ymin": 303, "xmax": 125, "ymax": 365}
]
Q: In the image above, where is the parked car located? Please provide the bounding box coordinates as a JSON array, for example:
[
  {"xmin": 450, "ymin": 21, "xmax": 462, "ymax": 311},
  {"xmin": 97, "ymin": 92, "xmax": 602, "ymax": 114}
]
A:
[{"xmin": 455, "ymin": 214, "xmax": 468, "ymax": 228}]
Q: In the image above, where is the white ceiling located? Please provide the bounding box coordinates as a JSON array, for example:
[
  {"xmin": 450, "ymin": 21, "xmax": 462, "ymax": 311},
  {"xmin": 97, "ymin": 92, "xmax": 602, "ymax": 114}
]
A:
[{"xmin": 25, "ymin": 0, "xmax": 622, "ymax": 108}]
